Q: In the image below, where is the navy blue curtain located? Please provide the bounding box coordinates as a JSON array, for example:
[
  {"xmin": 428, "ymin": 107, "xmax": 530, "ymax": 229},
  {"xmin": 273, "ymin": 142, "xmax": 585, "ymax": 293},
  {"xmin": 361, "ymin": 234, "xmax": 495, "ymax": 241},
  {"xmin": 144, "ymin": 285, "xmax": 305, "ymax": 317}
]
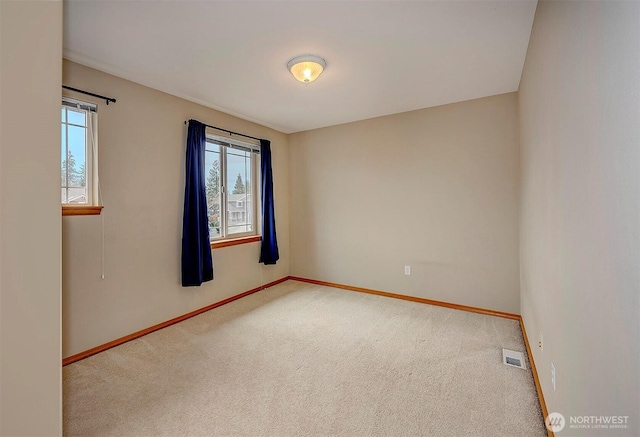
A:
[
  {"xmin": 259, "ymin": 139, "xmax": 279, "ymax": 265},
  {"xmin": 181, "ymin": 120, "xmax": 214, "ymax": 286}
]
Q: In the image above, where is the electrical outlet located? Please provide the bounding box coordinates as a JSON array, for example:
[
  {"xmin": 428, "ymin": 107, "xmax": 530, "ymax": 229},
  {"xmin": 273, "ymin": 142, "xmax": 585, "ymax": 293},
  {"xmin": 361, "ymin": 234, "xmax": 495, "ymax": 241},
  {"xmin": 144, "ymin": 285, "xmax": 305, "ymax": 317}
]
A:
[
  {"xmin": 538, "ymin": 332, "xmax": 543, "ymax": 353},
  {"xmin": 551, "ymin": 362, "xmax": 556, "ymax": 391},
  {"xmin": 404, "ymin": 266, "xmax": 411, "ymax": 276}
]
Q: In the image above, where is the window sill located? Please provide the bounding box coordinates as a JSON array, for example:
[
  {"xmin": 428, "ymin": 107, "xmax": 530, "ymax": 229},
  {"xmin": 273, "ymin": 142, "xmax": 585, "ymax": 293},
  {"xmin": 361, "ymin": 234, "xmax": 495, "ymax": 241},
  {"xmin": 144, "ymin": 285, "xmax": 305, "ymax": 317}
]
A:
[
  {"xmin": 210, "ymin": 235, "xmax": 261, "ymax": 249},
  {"xmin": 62, "ymin": 205, "xmax": 104, "ymax": 216}
]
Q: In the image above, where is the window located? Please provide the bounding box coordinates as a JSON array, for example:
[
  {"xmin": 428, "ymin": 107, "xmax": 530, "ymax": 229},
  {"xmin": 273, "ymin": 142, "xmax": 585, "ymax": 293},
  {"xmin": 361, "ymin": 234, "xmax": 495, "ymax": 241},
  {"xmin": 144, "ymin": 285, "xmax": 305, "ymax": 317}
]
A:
[
  {"xmin": 61, "ymin": 98, "xmax": 98, "ymax": 207},
  {"xmin": 205, "ymin": 134, "xmax": 259, "ymax": 241}
]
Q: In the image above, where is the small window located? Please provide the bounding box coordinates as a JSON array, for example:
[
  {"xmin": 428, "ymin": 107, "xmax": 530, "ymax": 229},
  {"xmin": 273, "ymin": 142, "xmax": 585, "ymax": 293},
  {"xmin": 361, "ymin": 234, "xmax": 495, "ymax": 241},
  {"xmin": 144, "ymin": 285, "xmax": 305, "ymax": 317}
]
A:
[
  {"xmin": 205, "ymin": 134, "xmax": 259, "ymax": 241},
  {"xmin": 61, "ymin": 98, "xmax": 98, "ymax": 205}
]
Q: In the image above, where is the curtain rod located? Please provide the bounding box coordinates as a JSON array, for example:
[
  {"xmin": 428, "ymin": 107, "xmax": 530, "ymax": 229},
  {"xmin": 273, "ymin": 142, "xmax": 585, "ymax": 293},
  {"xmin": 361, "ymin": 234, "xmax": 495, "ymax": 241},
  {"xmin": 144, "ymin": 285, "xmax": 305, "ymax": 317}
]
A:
[
  {"xmin": 185, "ymin": 119, "xmax": 263, "ymax": 142},
  {"xmin": 62, "ymin": 85, "xmax": 116, "ymax": 105}
]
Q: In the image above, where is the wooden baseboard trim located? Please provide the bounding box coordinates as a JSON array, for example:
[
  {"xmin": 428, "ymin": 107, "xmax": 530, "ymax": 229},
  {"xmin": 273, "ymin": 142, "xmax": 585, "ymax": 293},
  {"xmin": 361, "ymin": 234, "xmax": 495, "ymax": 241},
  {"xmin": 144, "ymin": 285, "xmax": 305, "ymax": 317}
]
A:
[
  {"xmin": 289, "ymin": 276, "xmax": 521, "ymax": 320},
  {"xmin": 62, "ymin": 276, "xmax": 290, "ymax": 366},
  {"xmin": 520, "ymin": 318, "xmax": 553, "ymax": 437},
  {"xmin": 63, "ymin": 274, "xmax": 551, "ymax": 436},
  {"xmin": 291, "ymin": 275, "xmax": 550, "ymax": 434}
]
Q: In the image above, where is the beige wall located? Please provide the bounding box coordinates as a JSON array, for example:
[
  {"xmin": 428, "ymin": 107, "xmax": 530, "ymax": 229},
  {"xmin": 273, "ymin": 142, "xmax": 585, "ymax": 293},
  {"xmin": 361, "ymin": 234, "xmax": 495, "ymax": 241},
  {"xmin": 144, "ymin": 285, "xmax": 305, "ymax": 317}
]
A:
[
  {"xmin": 519, "ymin": 1, "xmax": 639, "ymax": 435},
  {"xmin": 62, "ymin": 61, "xmax": 289, "ymax": 358},
  {"xmin": 0, "ymin": 1, "xmax": 63, "ymax": 435},
  {"xmin": 289, "ymin": 93, "xmax": 521, "ymax": 313}
]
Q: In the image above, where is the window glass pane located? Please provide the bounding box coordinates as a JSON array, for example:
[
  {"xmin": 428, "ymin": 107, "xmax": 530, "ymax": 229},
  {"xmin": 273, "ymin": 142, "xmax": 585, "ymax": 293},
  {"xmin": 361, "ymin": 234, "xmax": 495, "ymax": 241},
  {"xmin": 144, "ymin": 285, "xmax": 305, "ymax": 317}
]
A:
[
  {"xmin": 61, "ymin": 124, "xmax": 66, "ymax": 153},
  {"xmin": 61, "ymin": 103, "xmax": 94, "ymax": 206},
  {"xmin": 203, "ymin": 139, "xmax": 256, "ymax": 240},
  {"xmin": 67, "ymin": 108, "xmax": 86, "ymax": 126},
  {"xmin": 61, "ymin": 125, "xmax": 67, "ymax": 186},
  {"xmin": 227, "ymin": 149, "xmax": 252, "ymax": 235},
  {"xmin": 67, "ymin": 187, "xmax": 88, "ymax": 204},
  {"xmin": 205, "ymin": 141, "xmax": 220, "ymax": 154},
  {"xmin": 67, "ymin": 125, "xmax": 87, "ymax": 188},
  {"xmin": 205, "ymin": 145, "xmax": 222, "ymax": 239}
]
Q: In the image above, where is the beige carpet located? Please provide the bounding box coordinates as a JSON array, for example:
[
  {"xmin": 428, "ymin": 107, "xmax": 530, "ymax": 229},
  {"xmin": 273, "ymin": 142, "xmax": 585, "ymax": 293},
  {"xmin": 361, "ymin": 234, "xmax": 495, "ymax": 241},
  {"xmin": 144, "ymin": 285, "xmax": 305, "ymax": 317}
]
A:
[{"xmin": 63, "ymin": 280, "xmax": 546, "ymax": 436}]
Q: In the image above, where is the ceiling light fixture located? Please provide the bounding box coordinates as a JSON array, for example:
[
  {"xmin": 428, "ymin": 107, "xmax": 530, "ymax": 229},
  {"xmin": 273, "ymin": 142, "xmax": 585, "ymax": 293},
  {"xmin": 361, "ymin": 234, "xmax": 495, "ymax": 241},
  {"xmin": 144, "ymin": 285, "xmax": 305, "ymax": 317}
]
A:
[{"xmin": 287, "ymin": 55, "xmax": 326, "ymax": 84}]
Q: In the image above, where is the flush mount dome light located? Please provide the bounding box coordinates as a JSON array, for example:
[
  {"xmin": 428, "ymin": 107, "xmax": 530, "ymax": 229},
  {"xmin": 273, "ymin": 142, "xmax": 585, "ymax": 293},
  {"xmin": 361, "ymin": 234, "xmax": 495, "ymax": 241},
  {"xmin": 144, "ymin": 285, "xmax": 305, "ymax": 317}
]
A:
[{"xmin": 287, "ymin": 55, "xmax": 326, "ymax": 83}]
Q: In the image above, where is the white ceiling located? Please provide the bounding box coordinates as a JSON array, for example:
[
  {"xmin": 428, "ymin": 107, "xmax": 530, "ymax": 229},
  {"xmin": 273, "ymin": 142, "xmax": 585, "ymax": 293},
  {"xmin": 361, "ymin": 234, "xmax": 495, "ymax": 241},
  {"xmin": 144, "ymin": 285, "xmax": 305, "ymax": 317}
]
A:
[{"xmin": 64, "ymin": 1, "xmax": 537, "ymax": 134}]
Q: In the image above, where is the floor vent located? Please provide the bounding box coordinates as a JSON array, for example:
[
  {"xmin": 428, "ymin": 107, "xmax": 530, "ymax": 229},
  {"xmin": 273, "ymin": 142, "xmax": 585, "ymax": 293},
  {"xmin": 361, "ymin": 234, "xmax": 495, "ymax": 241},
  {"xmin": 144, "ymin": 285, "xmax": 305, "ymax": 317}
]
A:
[{"xmin": 502, "ymin": 348, "xmax": 526, "ymax": 369}]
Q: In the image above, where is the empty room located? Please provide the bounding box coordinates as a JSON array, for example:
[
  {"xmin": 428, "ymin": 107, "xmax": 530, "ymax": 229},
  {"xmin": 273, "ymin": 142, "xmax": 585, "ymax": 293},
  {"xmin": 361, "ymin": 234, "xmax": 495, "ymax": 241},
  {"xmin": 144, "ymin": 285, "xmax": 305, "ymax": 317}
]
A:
[{"xmin": 1, "ymin": 1, "xmax": 638, "ymax": 436}]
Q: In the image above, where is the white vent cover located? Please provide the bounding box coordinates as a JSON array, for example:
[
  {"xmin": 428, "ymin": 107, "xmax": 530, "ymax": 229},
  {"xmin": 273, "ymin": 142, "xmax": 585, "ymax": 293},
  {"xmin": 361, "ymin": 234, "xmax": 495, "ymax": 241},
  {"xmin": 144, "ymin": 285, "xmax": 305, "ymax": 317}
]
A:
[{"xmin": 502, "ymin": 349, "xmax": 526, "ymax": 369}]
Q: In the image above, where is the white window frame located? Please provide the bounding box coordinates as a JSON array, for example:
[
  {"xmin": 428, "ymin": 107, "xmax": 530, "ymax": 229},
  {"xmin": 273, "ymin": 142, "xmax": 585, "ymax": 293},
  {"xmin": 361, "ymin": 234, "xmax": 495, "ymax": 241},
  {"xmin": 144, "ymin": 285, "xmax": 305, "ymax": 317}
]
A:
[
  {"xmin": 61, "ymin": 97, "xmax": 99, "ymax": 206},
  {"xmin": 205, "ymin": 133, "xmax": 260, "ymax": 241}
]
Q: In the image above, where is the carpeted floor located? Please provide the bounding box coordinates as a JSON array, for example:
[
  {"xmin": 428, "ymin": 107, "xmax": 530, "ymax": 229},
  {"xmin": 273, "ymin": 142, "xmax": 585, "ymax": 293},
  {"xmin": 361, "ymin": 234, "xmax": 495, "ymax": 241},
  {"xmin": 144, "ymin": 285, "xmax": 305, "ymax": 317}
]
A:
[{"xmin": 63, "ymin": 280, "xmax": 546, "ymax": 436}]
